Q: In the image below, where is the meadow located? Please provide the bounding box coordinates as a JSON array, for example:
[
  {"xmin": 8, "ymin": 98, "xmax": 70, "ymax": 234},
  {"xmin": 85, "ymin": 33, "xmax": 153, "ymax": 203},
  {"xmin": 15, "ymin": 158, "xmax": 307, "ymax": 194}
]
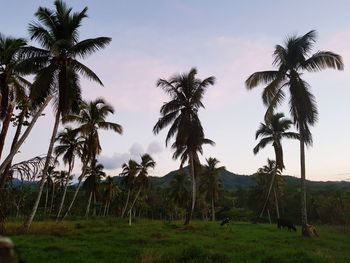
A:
[{"xmin": 4, "ymin": 219, "xmax": 350, "ymax": 263}]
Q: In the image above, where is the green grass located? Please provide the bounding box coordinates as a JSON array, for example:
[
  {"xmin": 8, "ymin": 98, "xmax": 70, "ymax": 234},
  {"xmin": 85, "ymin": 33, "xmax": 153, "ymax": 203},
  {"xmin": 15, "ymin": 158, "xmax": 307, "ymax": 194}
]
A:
[{"xmin": 5, "ymin": 219, "xmax": 350, "ymax": 263}]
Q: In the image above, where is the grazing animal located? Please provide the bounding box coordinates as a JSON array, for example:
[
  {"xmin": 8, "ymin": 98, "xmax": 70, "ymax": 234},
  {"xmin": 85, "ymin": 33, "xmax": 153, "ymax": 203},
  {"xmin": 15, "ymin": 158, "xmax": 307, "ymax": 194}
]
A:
[
  {"xmin": 220, "ymin": 217, "xmax": 231, "ymax": 226},
  {"xmin": 304, "ymin": 224, "xmax": 319, "ymax": 237},
  {"xmin": 277, "ymin": 218, "xmax": 296, "ymax": 231}
]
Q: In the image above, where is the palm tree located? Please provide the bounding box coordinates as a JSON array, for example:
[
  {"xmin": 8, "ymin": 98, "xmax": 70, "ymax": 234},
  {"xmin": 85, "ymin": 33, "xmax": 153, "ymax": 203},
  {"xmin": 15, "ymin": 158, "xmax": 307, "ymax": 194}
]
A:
[
  {"xmin": 0, "ymin": 97, "xmax": 31, "ymax": 189},
  {"xmin": 128, "ymin": 154, "xmax": 156, "ymax": 225},
  {"xmin": 54, "ymin": 127, "xmax": 83, "ymax": 220},
  {"xmin": 153, "ymin": 67, "xmax": 215, "ymax": 225},
  {"xmin": 83, "ymin": 161, "xmax": 105, "ymax": 217},
  {"xmin": 255, "ymin": 159, "xmax": 284, "ymax": 222},
  {"xmin": 246, "ymin": 30, "xmax": 343, "ymax": 236},
  {"xmin": 61, "ymin": 98, "xmax": 122, "ymax": 220},
  {"xmin": 120, "ymin": 159, "xmax": 140, "ymax": 218},
  {"xmin": 169, "ymin": 172, "xmax": 190, "ymax": 213},
  {"xmin": 201, "ymin": 157, "xmax": 225, "ymax": 221},
  {"xmin": 253, "ymin": 112, "xmax": 299, "ymax": 218},
  {"xmin": 102, "ymin": 176, "xmax": 119, "ymax": 217},
  {"xmin": 24, "ymin": 0, "xmax": 111, "ymax": 230},
  {"xmin": 0, "ymin": 34, "xmax": 30, "ymax": 160}
]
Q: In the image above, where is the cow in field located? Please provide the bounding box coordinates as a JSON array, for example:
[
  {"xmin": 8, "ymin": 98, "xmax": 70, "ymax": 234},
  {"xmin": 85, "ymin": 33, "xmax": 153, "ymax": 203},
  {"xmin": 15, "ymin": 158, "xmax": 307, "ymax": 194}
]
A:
[
  {"xmin": 220, "ymin": 217, "xmax": 231, "ymax": 226},
  {"xmin": 277, "ymin": 218, "xmax": 297, "ymax": 231}
]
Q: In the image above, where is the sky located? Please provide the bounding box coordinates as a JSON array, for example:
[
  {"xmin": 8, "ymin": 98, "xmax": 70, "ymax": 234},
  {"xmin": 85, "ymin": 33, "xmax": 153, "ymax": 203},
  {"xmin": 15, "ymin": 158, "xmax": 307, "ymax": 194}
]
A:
[{"xmin": 1, "ymin": 0, "xmax": 350, "ymax": 181}]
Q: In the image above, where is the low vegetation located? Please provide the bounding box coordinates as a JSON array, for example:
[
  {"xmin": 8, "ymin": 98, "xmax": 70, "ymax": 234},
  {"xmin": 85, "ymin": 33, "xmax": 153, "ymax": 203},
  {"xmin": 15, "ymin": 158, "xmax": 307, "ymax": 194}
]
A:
[{"xmin": 5, "ymin": 219, "xmax": 350, "ymax": 263}]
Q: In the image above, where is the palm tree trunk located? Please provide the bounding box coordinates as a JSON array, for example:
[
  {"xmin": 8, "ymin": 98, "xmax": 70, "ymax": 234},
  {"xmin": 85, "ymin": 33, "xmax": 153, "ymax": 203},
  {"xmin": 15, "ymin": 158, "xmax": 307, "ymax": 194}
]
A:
[
  {"xmin": 300, "ymin": 134, "xmax": 309, "ymax": 237},
  {"xmin": 0, "ymin": 96, "xmax": 53, "ymax": 185},
  {"xmin": 0, "ymin": 109, "xmax": 25, "ymax": 189},
  {"xmin": 56, "ymin": 163, "xmax": 73, "ymax": 221},
  {"xmin": 60, "ymin": 161, "xmax": 88, "ymax": 221},
  {"xmin": 0, "ymin": 103, "xmax": 14, "ymax": 160},
  {"xmin": 211, "ymin": 197, "xmax": 215, "ymax": 221},
  {"xmin": 24, "ymin": 108, "xmax": 60, "ymax": 231},
  {"xmin": 184, "ymin": 152, "xmax": 196, "ymax": 225},
  {"xmin": 103, "ymin": 200, "xmax": 108, "ymax": 217},
  {"xmin": 121, "ymin": 188, "xmax": 131, "ymax": 218},
  {"xmin": 273, "ymin": 188, "xmax": 280, "ymax": 219},
  {"xmin": 128, "ymin": 188, "xmax": 142, "ymax": 226},
  {"xmin": 267, "ymin": 208, "xmax": 271, "ymax": 224},
  {"xmin": 85, "ymin": 191, "xmax": 92, "ymax": 217},
  {"xmin": 259, "ymin": 167, "xmax": 277, "ymax": 218},
  {"xmin": 93, "ymin": 193, "xmax": 97, "ymax": 216},
  {"xmin": 49, "ymin": 183, "xmax": 55, "ymax": 216},
  {"xmin": 44, "ymin": 182, "xmax": 49, "ymax": 214},
  {"xmin": 106, "ymin": 201, "xmax": 110, "ymax": 216}
]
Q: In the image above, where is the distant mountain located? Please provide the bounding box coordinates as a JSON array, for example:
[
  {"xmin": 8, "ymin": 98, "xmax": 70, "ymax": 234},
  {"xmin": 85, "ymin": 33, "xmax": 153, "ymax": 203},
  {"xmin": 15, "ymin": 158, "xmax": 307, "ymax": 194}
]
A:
[
  {"xmin": 146, "ymin": 167, "xmax": 350, "ymax": 190},
  {"xmin": 12, "ymin": 167, "xmax": 350, "ymax": 190}
]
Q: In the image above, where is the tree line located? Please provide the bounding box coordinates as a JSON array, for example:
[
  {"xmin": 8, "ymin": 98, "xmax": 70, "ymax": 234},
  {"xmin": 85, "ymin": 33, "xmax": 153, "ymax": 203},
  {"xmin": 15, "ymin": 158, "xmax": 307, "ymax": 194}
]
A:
[{"xmin": 0, "ymin": 0, "xmax": 345, "ymax": 238}]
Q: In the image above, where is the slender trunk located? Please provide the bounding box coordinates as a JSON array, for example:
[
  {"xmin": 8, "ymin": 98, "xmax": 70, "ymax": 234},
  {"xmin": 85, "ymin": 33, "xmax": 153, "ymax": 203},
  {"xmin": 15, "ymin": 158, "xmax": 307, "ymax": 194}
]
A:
[
  {"xmin": 93, "ymin": 193, "xmax": 97, "ymax": 216},
  {"xmin": 49, "ymin": 182, "xmax": 55, "ymax": 216},
  {"xmin": 121, "ymin": 188, "xmax": 131, "ymax": 218},
  {"xmin": 128, "ymin": 188, "xmax": 142, "ymax": 226},
  {"xmin": 0, "ymin": 109, "xmax": 25, "ymax": 188},
  {"xmin": 185, "ymin": 152, "xmax": 196, "ymax": 225},
  {"xmin": 56, "ymin": 162, "xmax": 73, "ymax": 221},
  {"xmin": 85, "ymin": 191, "xmax": 92, "ymax": 218},
  {"xmin": 0, "ymin": 96, "xmax": 52, "ymax": 180},
  {"xmin": 267, "ymin": 208, "xmax": 271, "ymax": 224},
  {"xmin": 273, "ymin": 188, "xmax": 280, "ymax": 219},
  {"xmin": 103, "ymin": 199, "xmax": 108, "ymax": 217},
  {"xmin": 106, "ymin": 201, "xmax": 110, "ymax": 216},
  {"xmin": 211, "ymin": 197, "xmax": 215, "ymax": 221},
  {"xmin": 300, "ymin": 134, "xmax": 309, "ymax": 237},
  {"xmin": 0, "ymin": 103, "xmax": 14, "ymax": 159},
  {"xmin": 259, "ymin": 167, "xmax": 277, "ymax": 218},
  {"xmin": 44, "ymin": 182, "xmax": 49, "ymax": 214},
  {"xmin": 61, "ymin": 161, "xmax": 88, "ymax": 221},
  {"xmin": 24, "ymin": 108, "xmax": 60, "ymax": 231}
]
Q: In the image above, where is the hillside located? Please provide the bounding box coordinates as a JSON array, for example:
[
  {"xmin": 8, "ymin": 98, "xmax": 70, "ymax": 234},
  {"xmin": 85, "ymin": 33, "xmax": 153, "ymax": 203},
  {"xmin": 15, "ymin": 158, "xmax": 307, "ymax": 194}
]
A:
[{"xmin": 146, "ymin": 167, "xmax": 350, "ymax": 190}]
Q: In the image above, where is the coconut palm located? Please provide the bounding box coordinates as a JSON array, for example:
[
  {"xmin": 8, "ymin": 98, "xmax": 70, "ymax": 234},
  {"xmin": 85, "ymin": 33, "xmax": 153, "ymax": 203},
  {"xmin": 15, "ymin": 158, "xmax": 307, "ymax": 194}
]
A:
[
  {"xmin": 169, "ymin": 172, "xmax": 190, "ymax": 210},
  {"xmin": 120, "ymin": 159, "xmax": 140, "ymax": 218},
  {"xmin": 61, "ymin": 98, "xmax": 122, "ymax": 220},
  {"xmin": 254, "ymin": 112, "xmax": 299, "ymax": 218},
  {"xmin": 102, "ymin": 176, "xmax": 119, "ymax": 217},
  {"xmin": 24, "ymin": 0, "xmax": 111, "ymax": 230},
  {"xmin": 54, "ymin": 127, "xmax": 83, "ymax": 220},
  {"xmin": 0, "ymin": 97, "xmax": 31, "ymax": 189},
  {"xmin": 0, "ymin": 34, "xmax": 30, "ymax": 160},
  {"xmin": 83, "ymin": 161, "xmax": 105, "ymax": 217},
  {"xmin": 201, "ymin": 157, "xmax": 225, "ymax": 221},
  {"xmin": 127, "ymin": 154, "xmax": 156, "ymax": 225},
  {"xmin": 245, "ymin": 30, "xmax": 343, "ymax": 236},
  {"xmin": 153, "ymin": 67, "xmax": 215, "ymax": 225},
  {"xmin": 255, "ymin": 159, "xmax": 284, "ymax": 222}
]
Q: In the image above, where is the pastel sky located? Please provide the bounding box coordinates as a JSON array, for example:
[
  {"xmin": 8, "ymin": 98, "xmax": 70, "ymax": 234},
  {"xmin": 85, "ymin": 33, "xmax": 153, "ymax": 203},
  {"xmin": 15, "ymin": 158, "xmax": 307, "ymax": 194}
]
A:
[{"xmin": 1, "ymin": 0, "xmax": 350, "ymax": 181}]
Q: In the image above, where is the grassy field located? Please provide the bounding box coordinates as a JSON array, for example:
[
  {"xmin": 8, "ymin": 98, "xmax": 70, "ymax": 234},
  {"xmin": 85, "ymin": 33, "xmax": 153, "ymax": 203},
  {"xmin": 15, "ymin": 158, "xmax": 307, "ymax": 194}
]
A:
[{"xmin": 4, "ymin": 219, "xmax": 350, "ymax": 263}]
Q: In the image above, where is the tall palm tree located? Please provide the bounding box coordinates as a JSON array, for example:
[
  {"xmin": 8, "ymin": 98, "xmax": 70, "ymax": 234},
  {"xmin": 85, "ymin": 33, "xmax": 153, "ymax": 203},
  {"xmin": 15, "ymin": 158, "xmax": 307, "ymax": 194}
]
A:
[
  {"xmin": 61, "ymin": 98, "xmax": 122, "ymax": 220},
  {"xmin": 246, "ymin": 30, "xmax": 343, "ymax": 236},
  {"xmin": 102, "ymin": 176, "xmax": 119, "ymax": 217},
  {"xmin": 153, "ymin": 67, "xmax": 215, "ymax": 225},
  {"xmin": 0, "ymin": 97, "xmax": 31, "ymax": 189},
  {"xmin": 128, "ymin": 154, "xmax": 156, "ymax": 225},
  {"xmin": 25, "ymin": 0, "xmax": 111, "ymax": 230},
  {"xmin": 54, "ymin": 127, "xmax": 83, "ymax": 220},
  {"xmin": 201, "ymin": 157, "xmax": 225, "ymax": 221},
  {"xmin": 0, "ymin": 34, "xmax": 30, "ymax": 160},
  {"xmin": 253, "ymin": 112, "xmax": 299, "ymax": 218},
  {"xmin": 83, "ymin": 161, "xmax": 105, "ymax": 217},
  {"xmin": 255, "ymin": 159, "xmax": 283, "ymax": 220},
  {"xmin": 120, "ymin": 159, "xmax": 140, "ymax": 218}
]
